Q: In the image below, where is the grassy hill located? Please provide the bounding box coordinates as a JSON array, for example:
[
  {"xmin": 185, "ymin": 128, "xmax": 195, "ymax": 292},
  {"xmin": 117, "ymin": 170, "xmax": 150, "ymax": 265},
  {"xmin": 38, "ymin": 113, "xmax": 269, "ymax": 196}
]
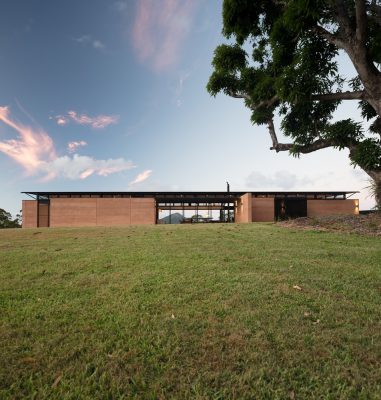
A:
[{"xmin": 1, "ymin": 223, "xmax": 380, "ymax": 399}]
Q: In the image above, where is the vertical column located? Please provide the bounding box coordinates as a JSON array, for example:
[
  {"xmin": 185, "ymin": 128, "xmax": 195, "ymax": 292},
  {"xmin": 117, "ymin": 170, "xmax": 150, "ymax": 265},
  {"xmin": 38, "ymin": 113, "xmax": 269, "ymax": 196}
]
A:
[{"xmin": 236, "ymin": 193, "xmax": 252, "ymax": 223}]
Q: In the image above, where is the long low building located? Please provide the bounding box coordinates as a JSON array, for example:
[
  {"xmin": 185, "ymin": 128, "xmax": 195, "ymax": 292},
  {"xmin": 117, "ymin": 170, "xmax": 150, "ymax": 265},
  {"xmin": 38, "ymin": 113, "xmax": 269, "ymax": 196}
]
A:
[{"xmin": 21, "ymin": 191, "xmax": 359, "ymax": 228}]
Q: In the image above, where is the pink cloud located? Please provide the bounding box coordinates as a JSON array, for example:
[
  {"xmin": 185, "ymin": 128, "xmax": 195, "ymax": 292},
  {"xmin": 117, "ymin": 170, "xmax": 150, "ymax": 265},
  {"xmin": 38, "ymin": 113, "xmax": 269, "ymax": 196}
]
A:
[
  {"xmin": 67, "ymin": 140, "xmax": 87, "ymax": 153},
  {"xmin": 56, "ymin": 117, "xmax": 68, "ymax": 126},
  {"xmin": 54, "ymin": 111, "xmax": 119, "ymax": 129},
  {"xmin": 0, "ymin": 106, "xmax": 56, "ymax": 174},
  {"xmin": 98, "ymin": 164, "xmax": 133, "ymax": 176},
  {"xmin": 79, "ymin": 168, "xmax": 95, "ymax": 179},
  {"xmin": 129, "ymin": 169, "xmax": 152, "ymax": 185},
  {"xmin": 132, "ymin": 0, "xmax": 198, "ymax": 72},
  {"xmin": 0, "ymin": 106, "xmax": 135, "ymax": 180}
]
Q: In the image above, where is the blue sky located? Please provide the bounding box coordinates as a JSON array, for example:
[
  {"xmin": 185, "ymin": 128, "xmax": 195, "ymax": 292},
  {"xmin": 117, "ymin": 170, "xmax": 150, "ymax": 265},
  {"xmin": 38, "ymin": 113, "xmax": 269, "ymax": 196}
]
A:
[{"xmin": 0, "ymin": 0, "xmax": 374, "ymax": 216}]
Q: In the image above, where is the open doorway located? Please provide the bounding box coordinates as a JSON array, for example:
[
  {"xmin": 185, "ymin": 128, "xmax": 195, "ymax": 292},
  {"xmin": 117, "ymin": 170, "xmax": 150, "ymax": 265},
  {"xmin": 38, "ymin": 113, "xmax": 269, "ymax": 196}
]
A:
[{"xmin": 274, "ymin": 198, "xmax": 307, "ymax": 220}]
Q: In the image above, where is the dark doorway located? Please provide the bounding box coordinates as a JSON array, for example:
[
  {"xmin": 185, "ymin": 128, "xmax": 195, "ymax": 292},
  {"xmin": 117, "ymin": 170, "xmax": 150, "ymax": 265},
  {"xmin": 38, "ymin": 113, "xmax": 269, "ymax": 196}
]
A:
[
  {"xmin": 275, "ymin": 198, "xmax": 307, "ymax": 220},
  {"xmin": 37, "ymin": 200, "xmax": 49, "ymax": 227}
]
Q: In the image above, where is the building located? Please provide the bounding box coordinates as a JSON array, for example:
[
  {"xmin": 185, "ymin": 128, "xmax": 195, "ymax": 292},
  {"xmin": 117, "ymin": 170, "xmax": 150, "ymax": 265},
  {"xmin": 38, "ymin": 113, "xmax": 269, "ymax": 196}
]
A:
[{"xmin": 21, "ymin": 191, "xmax": 359, "ymax": 228}]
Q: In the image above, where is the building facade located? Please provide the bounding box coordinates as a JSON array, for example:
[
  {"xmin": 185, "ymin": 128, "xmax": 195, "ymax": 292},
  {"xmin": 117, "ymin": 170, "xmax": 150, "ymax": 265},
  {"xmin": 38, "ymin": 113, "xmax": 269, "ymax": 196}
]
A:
[{"xmin": 22, "ymin": 191, "xmax": 359, "ymax": 228}]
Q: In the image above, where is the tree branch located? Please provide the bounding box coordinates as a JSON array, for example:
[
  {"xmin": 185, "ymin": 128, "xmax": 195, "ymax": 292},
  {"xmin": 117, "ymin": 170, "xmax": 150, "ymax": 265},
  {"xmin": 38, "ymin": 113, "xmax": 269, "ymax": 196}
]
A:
[
  {"xmin": 355, "ymin": 0, "xmax": 368, "ymax": 44},
  {"xmin": 312, "ymin": 25, "xmax": 347, "ymax": 50},
  {"xmin": 227, "ymin": 90, "xmax": 251, "ymax": 101},
  {"xmin": 334, "ymin": 0, "xmax": 352, "ymax": 31},
  {"xmin": 228, "ymin": 90, "xmax": 366, "ymax": 109},
  {"xmin": 256, "ymin": 95, "xmax": 279, "ymax": 109},
  {"xmin": 267, "ymin": 118, "xmax": 288, "ymax": 151},
  {"xmin": 267, "ymin": 117, "xmax": 334, "ymax": 153},
  {"xmin": 228, "ymin": 91, "xmax": 278, "ymax": 109},
  {"xmin": 311, "ymin": 90, "xmax": 367, "ymax": 101}
]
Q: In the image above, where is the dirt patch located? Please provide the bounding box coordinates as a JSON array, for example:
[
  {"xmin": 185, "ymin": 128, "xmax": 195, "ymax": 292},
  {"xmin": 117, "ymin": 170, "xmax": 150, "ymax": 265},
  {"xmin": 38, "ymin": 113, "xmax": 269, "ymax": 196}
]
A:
[{"xmin": 278, "ymin": 213, "xmax": 381, "ymax": 236}]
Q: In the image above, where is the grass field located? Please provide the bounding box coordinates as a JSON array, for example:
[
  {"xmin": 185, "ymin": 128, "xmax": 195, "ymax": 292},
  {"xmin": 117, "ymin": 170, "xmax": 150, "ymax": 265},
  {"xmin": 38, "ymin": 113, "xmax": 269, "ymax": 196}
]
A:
[{"xmin": 1, "ymin": 223, "xmax": 380, "ymax": 399}]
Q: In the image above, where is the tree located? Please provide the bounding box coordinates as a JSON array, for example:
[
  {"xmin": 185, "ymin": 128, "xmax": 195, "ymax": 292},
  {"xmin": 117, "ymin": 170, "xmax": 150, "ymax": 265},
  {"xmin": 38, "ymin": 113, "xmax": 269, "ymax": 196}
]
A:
[
  {"xmin": 0, "ymin": 208, "xmax": 21, "ymax": 228},
  {"xmin": 207, "ymin": 0, "xmax": 381, "ymax": 206}
]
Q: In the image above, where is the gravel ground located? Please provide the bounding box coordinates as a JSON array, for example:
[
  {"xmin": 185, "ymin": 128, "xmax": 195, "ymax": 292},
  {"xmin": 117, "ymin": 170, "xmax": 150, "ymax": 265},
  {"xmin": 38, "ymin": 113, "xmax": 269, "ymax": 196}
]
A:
[{"xmin": 279, "ymin": 213, "xmax": 381, "ymax": 236}]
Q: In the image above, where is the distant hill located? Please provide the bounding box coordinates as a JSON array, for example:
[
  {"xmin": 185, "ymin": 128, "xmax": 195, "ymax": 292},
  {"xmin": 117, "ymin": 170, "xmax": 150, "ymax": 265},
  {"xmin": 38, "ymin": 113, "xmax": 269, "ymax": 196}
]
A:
[{"xmin": 159, "ymin": 212, "xmax": 184, "ymax": 224}]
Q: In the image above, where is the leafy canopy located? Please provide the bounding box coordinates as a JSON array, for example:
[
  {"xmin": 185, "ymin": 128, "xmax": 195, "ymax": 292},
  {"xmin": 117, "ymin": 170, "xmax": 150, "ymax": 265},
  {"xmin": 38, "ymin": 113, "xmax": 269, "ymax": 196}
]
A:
[
  {"xmin": 0, "ymin": 208, "xmax": 21, "ymax": 229},
  {"xmin": 207, "ymin": 0, "xmax": 381, "ymax": 174}
]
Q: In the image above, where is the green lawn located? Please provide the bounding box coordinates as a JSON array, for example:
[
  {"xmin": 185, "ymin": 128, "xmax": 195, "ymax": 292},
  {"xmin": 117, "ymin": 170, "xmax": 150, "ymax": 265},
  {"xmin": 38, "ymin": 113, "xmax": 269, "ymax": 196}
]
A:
[{"xmin": 0, "ymin": 223, "xmax": 380, "ymax": 399}]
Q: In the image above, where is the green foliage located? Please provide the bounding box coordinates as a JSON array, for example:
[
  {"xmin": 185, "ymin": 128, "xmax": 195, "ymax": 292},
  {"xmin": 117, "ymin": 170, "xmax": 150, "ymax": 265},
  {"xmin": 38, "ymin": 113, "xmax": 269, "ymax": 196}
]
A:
[
  {"xmin": 369, "ymin": 117, "xmax": 381, "ymax": 135},
  {"xmin": 324, "ymin": 119, "xmax": 364, "ymax": 149},
  {"xmin": 222, "ymin": 0, "xmax": 268, "ymax": 44},
  {"xmin": 0, "ymin": 208, "xmax": 21, "ymax": 229},
  {"xmin": 251, "ymin": 106, "xmax": 275, "ymax": 125},
  {"xmin": 276, "ymin": 35, "xmax": 340, "ymax": 103},
  {"xmin": 351, "ymin": 139, "xmax": 381, "ymax": 170},
  {"xmin": 359, "ymin": 100, "xmax": 378, "ymax": 120},
  {"xmin": 207, "ymin": 0, "xmax": 381, "ymax": 188},
  {"xmin": 366, "ymin": 179, "xmax": 381, "ymax": 210},
  {"xmin": 367, "ymin": 12, "xmax": 381, "ymax": 63},
  {"xmin": 281, "ymin": 101, "xmax": 338, "ymax": 144},
  {"xmin": 211, "ymin": 44, "xmax": 247, "ymax": 72},
  {"xmin": 207, "ymin": 44, "xmax": 247, "ymax": 97}
]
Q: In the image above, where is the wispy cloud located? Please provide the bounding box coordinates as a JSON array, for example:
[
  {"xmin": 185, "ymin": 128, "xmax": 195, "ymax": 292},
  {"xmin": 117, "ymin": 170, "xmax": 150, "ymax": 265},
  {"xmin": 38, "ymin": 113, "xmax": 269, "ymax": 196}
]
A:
[
  {"xmin": 92, "ymin": 40, "xmax": 105, "ymax": 50},
  {"xmin": 0, "ymin": 106, "xmax": 56, "ymax": 175},
  {"xmin": 53, "ymin": 111, "xmax": 119, "ymax": 129},
  {"xmin": 114, "ymin": 1, "xmax": 128, "ymax": 11},
  {"xmin": 67, "ymin": 140, "xmax": 87, "ymax": 153},
  {"xmin": 48, "ymin": 154, "xmax": 135, "ymax": 180},
  {"xmin": 56, "ymin": 116, "xmax": 67, "ymax": 126},
  {"xmin": 0, "ymin": 106, "xmax": 134, "ymax": 181},
  {"xmin": 129, "ymin": 169, "xmax": 152, "ymax": 185},
  {"xmin": 132, "ymin": 0, "xmax": 198, "ymax": 72},
  {"xmin": 246, "ymin": 171, "xmax": 314, "ymax": 190},
  {"xmin": 74, "ymin": 34, "xmax": 105, "ymax": 50},
  {"xmin": 245, "ymin": 169, "xmax": 374, "ymax": 209},
  {"xmin": 174, "ymin": 71, "xmax": 191, "ymax": 107}
]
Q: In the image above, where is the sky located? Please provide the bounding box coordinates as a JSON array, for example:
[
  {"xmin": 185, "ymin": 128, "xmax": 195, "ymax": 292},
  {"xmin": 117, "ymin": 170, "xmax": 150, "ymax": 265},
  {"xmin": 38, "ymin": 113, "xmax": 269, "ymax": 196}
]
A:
[{"xmin": 0, "ymin": 0, "xmax": 375, "ymax": 216}]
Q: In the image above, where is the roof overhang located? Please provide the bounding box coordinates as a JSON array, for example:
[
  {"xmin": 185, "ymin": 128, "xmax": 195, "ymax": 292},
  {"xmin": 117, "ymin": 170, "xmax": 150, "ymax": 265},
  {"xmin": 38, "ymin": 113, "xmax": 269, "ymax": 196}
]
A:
[{"xmin": 22, "ymin": 190, "xmax": 360, "ymax": 202}]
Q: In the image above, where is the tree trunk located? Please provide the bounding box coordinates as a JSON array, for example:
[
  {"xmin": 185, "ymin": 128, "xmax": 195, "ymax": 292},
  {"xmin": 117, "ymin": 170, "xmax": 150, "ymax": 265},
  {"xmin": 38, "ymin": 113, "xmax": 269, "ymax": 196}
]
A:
[
  {"xmin": 367, "ymin": 170, "xmax": 381, "ymax": 209},
  {"xmin": 367, "ymin": 89, "xmax": 381, "ymax": 117},
  {"xmin": 371, "ymin": 172, "xmax": 381, "ymax": 209},
  {"xmin": 344, "ymin": 42, "xmax": 381, "ymax": 116}
]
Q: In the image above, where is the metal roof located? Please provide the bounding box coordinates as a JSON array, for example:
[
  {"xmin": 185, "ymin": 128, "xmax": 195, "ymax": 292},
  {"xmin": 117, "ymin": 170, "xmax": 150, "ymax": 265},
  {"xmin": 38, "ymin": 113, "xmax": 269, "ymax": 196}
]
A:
[
  {"xmin": 22, "ymin": 190, "xmax": 359, "ymax": 195},
  {"xmin": 22, "ymin": 190, "xmax": 359, "ymax": 201}
]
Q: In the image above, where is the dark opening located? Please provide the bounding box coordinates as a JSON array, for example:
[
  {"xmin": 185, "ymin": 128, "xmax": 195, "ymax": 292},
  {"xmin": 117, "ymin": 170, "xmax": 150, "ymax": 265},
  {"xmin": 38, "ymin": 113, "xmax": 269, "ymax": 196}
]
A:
[
  {"xmin": 37, "ymin": 200, "xmax": 50, "ymax": 227},
  {"xmin": 274, "ymin": 198, "xmax": 307, "ymax": 220}
]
